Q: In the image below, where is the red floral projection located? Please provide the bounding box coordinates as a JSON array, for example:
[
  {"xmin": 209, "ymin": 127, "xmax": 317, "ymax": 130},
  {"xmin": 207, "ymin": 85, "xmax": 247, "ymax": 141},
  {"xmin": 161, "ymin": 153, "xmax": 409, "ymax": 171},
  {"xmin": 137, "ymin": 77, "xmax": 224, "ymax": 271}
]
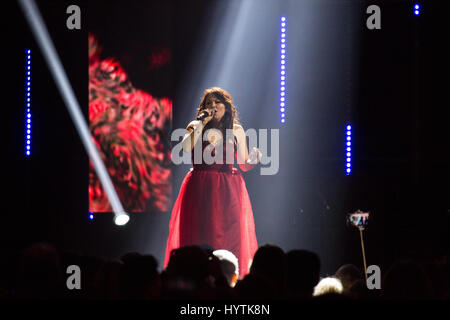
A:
[{"xmin": 88, "ymin": 34, "xmax": 172, "ymax": 213}]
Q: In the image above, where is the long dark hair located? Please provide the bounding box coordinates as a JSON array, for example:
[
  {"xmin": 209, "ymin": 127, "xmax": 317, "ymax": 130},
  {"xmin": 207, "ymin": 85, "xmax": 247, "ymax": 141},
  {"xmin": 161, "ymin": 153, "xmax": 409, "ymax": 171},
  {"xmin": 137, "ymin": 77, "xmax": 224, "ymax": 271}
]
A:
[{"xmin": 196, "ymin": 87, "xmax": 240, "ymax": 138}]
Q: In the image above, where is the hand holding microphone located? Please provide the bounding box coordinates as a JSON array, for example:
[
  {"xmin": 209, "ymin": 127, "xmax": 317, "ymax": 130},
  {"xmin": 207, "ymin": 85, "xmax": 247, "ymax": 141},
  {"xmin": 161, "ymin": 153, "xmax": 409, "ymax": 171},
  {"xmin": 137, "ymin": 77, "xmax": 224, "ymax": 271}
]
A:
[{"xmin": 197, "ymin": 109, "xmax": 216, "ymax": 124}]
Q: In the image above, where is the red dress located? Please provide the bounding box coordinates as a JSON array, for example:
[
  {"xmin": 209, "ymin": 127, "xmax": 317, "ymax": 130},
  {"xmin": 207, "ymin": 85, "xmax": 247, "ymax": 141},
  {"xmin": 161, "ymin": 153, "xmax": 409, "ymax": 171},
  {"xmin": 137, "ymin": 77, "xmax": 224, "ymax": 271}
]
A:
[{"xmin": 164, "ymin": 139, "xmax": 258, "ymax": 278}]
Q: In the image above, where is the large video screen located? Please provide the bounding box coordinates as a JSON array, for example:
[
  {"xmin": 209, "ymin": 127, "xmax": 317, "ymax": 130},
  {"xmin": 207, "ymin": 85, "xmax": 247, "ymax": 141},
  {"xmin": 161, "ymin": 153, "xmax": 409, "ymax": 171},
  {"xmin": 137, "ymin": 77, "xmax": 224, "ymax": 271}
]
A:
[{"xmin": 88, "ymin": 34, "xmax": 172, "ymax": 213}]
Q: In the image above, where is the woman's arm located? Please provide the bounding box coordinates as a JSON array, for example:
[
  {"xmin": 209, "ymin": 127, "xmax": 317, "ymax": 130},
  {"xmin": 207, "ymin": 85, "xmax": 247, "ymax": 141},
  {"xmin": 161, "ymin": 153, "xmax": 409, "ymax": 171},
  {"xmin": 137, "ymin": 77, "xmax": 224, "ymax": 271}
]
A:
[
  {"xmin": 234, "ymin": 124, "xmax": 262, "ymax": 172},
  {"xmin": 182, "ymin": 120, "xmax": 204, "ymax": 152}
]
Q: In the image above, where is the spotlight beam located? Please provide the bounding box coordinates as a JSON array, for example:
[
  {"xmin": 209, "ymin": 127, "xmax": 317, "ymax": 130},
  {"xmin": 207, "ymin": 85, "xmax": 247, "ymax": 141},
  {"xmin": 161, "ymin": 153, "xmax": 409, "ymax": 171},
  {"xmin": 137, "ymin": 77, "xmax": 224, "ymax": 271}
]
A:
[{"xmin": 18, "ymin": 0, "xmax": 129, "ymax": 226}]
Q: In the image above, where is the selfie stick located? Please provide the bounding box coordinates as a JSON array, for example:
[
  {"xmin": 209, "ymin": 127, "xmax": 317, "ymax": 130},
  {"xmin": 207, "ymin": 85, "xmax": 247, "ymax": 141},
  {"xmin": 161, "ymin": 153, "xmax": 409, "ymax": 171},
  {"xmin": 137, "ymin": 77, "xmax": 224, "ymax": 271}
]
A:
[{"xmin": 359, "ymin": 225, "xmax": 368, "ymax": 282}]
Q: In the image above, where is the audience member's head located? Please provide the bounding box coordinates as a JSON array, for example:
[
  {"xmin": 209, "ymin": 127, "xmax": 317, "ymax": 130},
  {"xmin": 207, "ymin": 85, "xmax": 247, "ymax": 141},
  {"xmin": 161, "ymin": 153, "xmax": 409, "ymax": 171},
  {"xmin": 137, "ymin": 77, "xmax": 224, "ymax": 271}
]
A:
[
  {"xmin": 249, "ymin": 244, "xmax": 287, "ymax": 297},
  {"xmin": 334, "ymin": 264, "xmax": 363, "ymax": 295},
  {"xmin": 213, "ymin": 249, "xmax": 239, "ymax": 287},
  {"xmin": 286, "ymin": 249, "xmax": 321, "ymax": 299},
  {"xmin": 234, "ymin": 274, "xmax": 276, "ymax": 299},
  {"xmin": 382, "ymin": 259, "xmax": 433, "ymax": 299},
  {"xmin": 119, "ymin": 253, "xmax": 160, "ymax": 299},
  {"xmin": 15, "ymin": 242, "xmax": 64, "ymax": 299},
  {"xmin": 313, "ymin": 277, "xmax": 344, "ymax": 298},
  {"xmin": 163, "ymin": 245, "xmax": 211, "ymax": 298}
]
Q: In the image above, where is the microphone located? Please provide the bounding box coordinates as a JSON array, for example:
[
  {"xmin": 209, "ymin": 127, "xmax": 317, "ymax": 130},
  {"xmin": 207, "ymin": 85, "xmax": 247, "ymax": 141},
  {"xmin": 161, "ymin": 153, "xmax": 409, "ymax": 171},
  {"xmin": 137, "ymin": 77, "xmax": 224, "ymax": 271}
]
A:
[{"xmin": 197, "ymin": 109, "xmax": 215, "ymax": 121}]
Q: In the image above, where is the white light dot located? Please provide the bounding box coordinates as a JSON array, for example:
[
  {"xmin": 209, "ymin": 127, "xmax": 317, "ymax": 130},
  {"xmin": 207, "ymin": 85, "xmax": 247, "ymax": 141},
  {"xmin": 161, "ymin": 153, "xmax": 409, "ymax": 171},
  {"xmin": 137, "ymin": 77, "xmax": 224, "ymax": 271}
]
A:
[
  {"xmin": 281, "ymin": 28, "xmax": 286, "ymax": 33},
  {"xmin": 280, "ymin": 102, "xmax": 285, "ymax": 107},
  {"xmin": 280, "ymin": 108, "xmax": 285, "ymax": 112},
  {"xmin": 281, "ymin": 76, "xmax": 285, "ymax": 81},
  {"xmin": 281, "ymin": 71, "xmax": 285, "ymax": 75},
  {"xmin": 280, "ymin": 97, "xmax": 285, "ymax": 102},
  {"xmin": 281, "ymin": 44, "xmax": 285, "ymax": 48},
  {"xmin": 281, "ymin": 118, "xmax": 285, "ymax": 123}
]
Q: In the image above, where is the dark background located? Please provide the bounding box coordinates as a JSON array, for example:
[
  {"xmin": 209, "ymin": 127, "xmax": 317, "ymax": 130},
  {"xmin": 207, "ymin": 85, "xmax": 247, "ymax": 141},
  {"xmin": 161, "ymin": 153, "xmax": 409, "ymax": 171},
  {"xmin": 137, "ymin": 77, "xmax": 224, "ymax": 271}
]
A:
[{"xmin": 2, "ymin": 0, "xmax": 449, "ymax": 276}]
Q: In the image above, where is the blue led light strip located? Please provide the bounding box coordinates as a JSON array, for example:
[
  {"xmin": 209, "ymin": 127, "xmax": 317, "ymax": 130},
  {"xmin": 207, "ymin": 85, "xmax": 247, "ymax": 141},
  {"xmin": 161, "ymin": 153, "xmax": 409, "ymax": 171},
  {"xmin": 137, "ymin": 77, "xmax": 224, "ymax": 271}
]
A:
[
  {"xmin": 280, "ymin": 16, "xmax": 286, "ymax": 124},
  {"xmin": 345, "ymin": 124, "xmax": 352, "ymax": 175},
  {"xmin": 414, "ymin": 3, "xmax": 420, "ymax": 15},
  {"xmin": 25, "ymin": 49, "xmax": 31, "ymax": 157}
]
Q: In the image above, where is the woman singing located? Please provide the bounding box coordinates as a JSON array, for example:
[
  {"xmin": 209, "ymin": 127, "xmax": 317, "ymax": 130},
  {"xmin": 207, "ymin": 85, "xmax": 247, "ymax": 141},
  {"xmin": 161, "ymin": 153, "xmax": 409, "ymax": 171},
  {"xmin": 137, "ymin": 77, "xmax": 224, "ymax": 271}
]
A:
[{"xmin": 164, "ymin": 87, "xmax": 261, "ymax": 278}]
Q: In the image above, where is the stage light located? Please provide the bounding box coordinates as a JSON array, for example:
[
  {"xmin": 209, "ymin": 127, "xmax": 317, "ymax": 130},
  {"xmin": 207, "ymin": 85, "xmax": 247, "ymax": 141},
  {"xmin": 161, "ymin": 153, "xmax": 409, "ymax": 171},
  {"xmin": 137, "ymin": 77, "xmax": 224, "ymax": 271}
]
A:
[
  {"xmin": 25, "ymin": 49, "xmax": 31, "ymax": 157},
  {"xmin": 346, "ymin": 124, "xmax": 352, "ymax": 175},
  {"xmin": 414, "ymin": 3, "xmax": 420, "ymax": 15},
  {"xmin": 280, "ymin": 16, "xmax": 287, "ymax": 124},
  {"xmin": 89, "ymin": 213, "xmax": 94, "ymax": 220},
  {"xmin": 115, "ymin": 213, "xmax": 130, "ymax": 226}
]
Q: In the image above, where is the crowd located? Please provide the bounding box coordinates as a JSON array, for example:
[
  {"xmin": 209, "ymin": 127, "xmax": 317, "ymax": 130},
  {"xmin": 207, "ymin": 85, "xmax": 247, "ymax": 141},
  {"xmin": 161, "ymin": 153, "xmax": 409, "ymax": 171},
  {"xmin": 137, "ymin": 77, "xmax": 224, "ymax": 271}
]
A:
[{"xmin": 0, "ymin": 242, "xmax": 448, "ymax": 300}]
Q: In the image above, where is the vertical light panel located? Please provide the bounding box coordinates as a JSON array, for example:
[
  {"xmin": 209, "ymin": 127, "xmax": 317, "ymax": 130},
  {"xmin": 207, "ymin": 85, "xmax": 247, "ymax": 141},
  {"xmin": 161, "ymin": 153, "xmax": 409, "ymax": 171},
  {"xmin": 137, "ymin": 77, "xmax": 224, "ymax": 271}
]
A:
[
  {"xmin": 346, "ymin": 124, "xmax": 352, "ymax": 175},
  {"xmin": 280, "ymin": 16, "xmax": 286, "ymax": 124},
  {"xmin": 414, "ymin": 3, "xmax": 420, "ymax": 15},
  {"xmin": 25, "ymin": 49, "xmax": 32, "ymax": 157}
]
